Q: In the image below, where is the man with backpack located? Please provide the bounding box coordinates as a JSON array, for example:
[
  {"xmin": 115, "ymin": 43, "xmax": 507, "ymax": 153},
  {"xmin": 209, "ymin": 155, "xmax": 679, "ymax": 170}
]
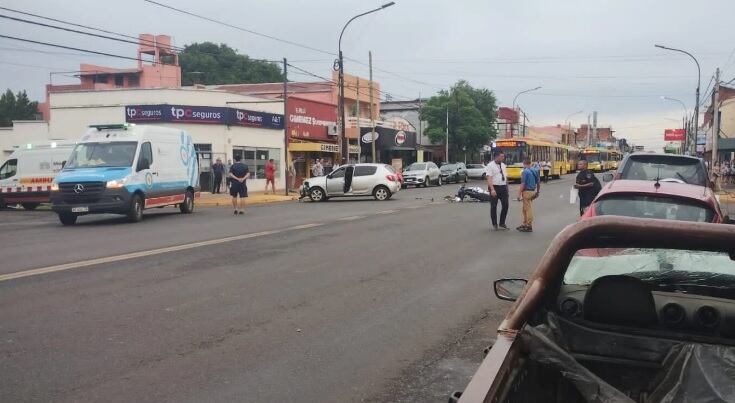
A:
[{"xmin": 574, "ymin": 159, "xmax": 602, "ymax": 216}]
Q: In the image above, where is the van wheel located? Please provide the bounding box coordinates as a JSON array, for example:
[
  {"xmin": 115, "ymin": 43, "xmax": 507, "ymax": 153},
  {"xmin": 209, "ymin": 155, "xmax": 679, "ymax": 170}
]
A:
[
  {"xmin": 127, "ymin": 194, "xmax": 144, "ymax": 223},
  {"xmin": 373, "ymin": 185, "xmax": 391, "ymax": 201},
  {"xmin": 22, "ymin": 202, "xmax": 40, "ymax": 211},
  {"xmin": 179, "ymin": 191, "xmax": 194, "ymax": 214},
  {"xmin": 58, "ymin": 213, "xmax": 77, "ymax": 226},
  {"xmin": 309, "ymin": 187, "xmax": 326, "ymax": 202}
]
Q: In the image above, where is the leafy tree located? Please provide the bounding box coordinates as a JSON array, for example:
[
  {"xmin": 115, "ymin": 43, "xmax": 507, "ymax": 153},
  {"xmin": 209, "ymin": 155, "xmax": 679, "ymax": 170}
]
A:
[
  {"xmin": 0, "ymin": 89, "xmax": 39, "ymax": 127},
  {"xmin": 179, "ymin": 42, "xmax": 284, "ymax": 85},
  {"xmin": 420, "ymin": 80, "xmax": 497, "ymax": 161}
]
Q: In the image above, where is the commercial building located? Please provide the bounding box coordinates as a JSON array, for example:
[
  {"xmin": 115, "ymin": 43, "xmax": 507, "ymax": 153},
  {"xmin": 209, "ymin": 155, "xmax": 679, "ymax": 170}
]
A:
[
  {"xmin": 0, "ymin": 88, "xmax": 285, "ymax": 192},
  {"xmin": 381, "ymin": 99, "xmax": 442, "ymax": 163},
  {"xmin": 496, "ymin": 107, "xmax": 520, "ymax": 139}
]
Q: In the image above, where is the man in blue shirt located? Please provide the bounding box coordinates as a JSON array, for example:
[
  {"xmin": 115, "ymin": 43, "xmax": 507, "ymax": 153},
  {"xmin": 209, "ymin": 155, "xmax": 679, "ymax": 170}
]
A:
[{"xmin": 516, "ymin": 158, "xmax": 540, "ymax": 232}]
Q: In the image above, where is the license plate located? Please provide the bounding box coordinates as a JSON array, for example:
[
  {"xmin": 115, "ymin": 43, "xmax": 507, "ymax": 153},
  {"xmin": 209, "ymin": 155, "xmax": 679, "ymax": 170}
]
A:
[{"xmin": 71, "ymin": 206, "xmax": 89, "ymax": 213}]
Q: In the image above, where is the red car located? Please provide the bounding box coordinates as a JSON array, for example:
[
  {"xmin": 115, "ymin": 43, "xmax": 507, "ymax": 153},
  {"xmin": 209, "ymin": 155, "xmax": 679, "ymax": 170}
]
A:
[{"xmin": 580, "ymin": 179, "xmax": 726, "ymax": 223}]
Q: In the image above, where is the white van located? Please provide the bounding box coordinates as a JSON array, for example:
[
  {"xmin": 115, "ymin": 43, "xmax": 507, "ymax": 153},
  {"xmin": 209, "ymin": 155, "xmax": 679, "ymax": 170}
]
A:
[
  {"xmin": 50, "ymin": 124, "xmax": 200, "ymax": 225},
  {"xmin": 0, "ymin": 142, "xmax": 75, "ymax": 210}
]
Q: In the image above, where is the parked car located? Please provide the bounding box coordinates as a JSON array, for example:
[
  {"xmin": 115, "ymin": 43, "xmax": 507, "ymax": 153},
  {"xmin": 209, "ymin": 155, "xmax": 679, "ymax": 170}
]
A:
[
  {"xmin": 458, "ymin": 217, "xmax": 735, "ymax": 403},
  {"xmin": 401, "ymin": 162, "xmax": 441, "ymax": 188},
  {"xmin": 303, "ymin": 163, "xmax": 400, "ymax": 202},
  {"xmin": 440, "ymin": 163, "xmax": 468, "ymax": 183},
  {"xmin": 466, "ymin": 163, "xmax": 487, "ymax": 179},
  {"xmin": 581, "ymin": 179, "xmax": 725, "ymax": 223},
  {"xmin": 607, "ymin": 153, "xmax": 709, "ymax": 187}
]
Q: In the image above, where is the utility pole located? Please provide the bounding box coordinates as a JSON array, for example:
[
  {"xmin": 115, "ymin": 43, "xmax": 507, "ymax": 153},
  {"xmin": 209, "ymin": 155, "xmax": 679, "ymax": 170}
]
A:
[
  {"xmin": 445, "ymin": 106, "xmax": 449, "ymax": 163},
  {"xmin": 282, "ymin": 58, "xmax": 289, "ymax": 196},
  {"xmin": 369, "ymin": 51, "xmax": 376, "ymax": 164},
  {"xmin": 713, "ymin": 67, "xmax": 721, "ymax": 164},
  {"xmin": 356, "ymin": 76, "xmax": 360, "ymax": 145},
  {"xmin": 592, "ymin": 111, "xmax": 598, "ymax": 146},
  {"xmin": 587, "ymin": 113, "xmax": 592, "ymax": 146}
]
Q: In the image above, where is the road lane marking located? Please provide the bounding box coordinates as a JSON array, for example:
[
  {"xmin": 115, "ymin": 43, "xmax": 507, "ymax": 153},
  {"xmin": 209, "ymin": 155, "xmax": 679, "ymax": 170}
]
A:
[
  {"xmin": 337, "ymin": 215, "xmax": 366, "ymax": 221},
  {"xmin": 375, "ymin": 209, "xmax": 398, "ymax": 215},
  {"xmin": 0, "ymin": 225, "xmax": 320, "ymax": 283},
  {"xmin": 403, "ymin": 205, "xmax": 426, "ymax": 209}
]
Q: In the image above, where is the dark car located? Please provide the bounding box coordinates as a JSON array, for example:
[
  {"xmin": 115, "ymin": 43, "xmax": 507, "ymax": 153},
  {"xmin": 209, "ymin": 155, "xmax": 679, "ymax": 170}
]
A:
[
  {"xmin": 458, "ymin": 217, "xmax": 735, "ymax": 403},
  {"xmin": 440, "ymin": 163, "xmax": 468, "ymax": 184},
  {"xmin": 608, "ymin": 153, "xmax": 709, "ymax": 187}
]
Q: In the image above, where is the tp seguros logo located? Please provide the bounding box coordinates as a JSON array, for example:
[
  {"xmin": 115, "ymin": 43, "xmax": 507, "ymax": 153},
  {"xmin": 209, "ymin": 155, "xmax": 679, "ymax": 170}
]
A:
[
  {"xmin": 126, "ymin": 107, "xmax": 162, "ymax": 120},
  {"xmin": 395, "ymin": 131, "xmax": 406, "ymax": 146},
  {"xmin": 171, "ymin": 107, "xmax": 222, "ymax": 122}
]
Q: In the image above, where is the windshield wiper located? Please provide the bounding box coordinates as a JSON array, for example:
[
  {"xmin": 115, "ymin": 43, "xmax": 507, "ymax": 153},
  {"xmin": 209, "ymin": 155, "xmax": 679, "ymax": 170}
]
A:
[{"xmin": 675, "ymin": 172, "xmax": 688, "ymax": 184}]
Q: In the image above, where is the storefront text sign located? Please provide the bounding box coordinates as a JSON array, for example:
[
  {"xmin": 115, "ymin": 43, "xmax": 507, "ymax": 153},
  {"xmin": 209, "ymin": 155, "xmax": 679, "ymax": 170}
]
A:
[{"xmin": 125, "ymin": 104, "xmax": 284, "ymax": 130}]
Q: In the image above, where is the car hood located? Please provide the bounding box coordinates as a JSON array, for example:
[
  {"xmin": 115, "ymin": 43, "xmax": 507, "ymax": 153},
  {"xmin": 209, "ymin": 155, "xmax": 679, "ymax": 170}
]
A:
[
  {"xmin": 403, "ymin": 170, "xmax": 427, "ymax": 176},
  {"xmin": 55, "ymin": 167, "xmax": 132, "ymax": 183},
  {"xmin": 304, "ymin": 176, "xmax": 327, "ymax": 187}
]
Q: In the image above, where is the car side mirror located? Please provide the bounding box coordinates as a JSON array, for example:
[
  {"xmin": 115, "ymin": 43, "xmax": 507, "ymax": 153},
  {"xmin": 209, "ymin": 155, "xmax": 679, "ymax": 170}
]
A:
[
  {"xmin": 137, "ymin": 158, "xmax": 150, "ymax": 172},
  {"xmin": 725, "ymin": 215, "xmax": 732, "ymax": 224},
  {"xmin": 602, "ymin": 173, "xmax": 614, "ymax": 182},
  {"xmin": 494, "ymin": 278, "xmax": 527, "ymax": 301}
]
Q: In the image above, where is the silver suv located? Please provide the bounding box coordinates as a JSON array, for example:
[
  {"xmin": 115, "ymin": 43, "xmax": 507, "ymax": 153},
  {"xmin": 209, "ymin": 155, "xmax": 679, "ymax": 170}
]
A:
[
  {"xmin": 303, "ymin": 163, "xmax": 401, "ymax": 201},
  {"xmin": 402, "ymin": 162, "xmax": 441, "ymax": 187}
]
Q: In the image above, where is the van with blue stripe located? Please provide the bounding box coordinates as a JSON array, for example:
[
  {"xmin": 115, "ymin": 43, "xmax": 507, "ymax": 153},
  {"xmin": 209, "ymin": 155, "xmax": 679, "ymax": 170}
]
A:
[{"xmin": 51, "ymin": 124, "xmax": 200, "ymax": 225}]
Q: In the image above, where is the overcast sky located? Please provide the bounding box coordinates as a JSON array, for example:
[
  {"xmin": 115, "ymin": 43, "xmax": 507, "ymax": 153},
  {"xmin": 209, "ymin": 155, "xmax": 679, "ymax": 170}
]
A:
[{"xmin": 2, "ymin": 0, "xmax": 735, "ymax": 150}]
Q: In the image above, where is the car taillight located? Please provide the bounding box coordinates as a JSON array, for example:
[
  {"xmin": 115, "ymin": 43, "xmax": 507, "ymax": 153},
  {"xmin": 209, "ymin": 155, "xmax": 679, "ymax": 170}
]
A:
[{"xmin": 386, "ymin": 174, "xmax": 397, "ymax": 182}]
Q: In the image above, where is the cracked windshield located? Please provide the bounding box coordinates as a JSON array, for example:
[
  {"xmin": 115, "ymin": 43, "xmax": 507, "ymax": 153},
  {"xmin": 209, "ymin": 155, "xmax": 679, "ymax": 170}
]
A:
[{"xmin": 1, "ymin": 0, "xmax": 734, "ymax": 402}]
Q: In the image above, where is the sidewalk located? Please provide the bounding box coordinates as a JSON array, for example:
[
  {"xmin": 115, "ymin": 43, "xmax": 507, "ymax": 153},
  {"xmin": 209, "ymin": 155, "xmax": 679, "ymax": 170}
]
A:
[{"xmin": 197, "ymin": 191, "xmax": 298, "ymax": 207}]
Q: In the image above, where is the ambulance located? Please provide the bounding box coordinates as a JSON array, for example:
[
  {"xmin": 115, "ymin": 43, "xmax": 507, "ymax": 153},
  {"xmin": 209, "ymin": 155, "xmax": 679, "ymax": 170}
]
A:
[
  {"xmin": 0, "ymin": 142, "xmax": 75, "ymax": 210},
  {"xmin": 50, "ymin": 124, "xmax": 200, "ymax": 225}
]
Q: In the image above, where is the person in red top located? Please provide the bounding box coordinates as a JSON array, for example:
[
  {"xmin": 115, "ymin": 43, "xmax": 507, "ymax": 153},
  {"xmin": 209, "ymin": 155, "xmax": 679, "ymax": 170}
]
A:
[{"xmin": 264, "ymin": 158, "xmax": 276, "ymax": 194}]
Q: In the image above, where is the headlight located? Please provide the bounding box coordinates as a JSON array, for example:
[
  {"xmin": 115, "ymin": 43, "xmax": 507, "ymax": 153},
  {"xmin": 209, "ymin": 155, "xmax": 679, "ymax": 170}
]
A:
[
  {"xmin": 106, "ymin": 179, "xmax": 125, "ymax": 188},
  {"xmin": 50, "ymin": 183, "xmax": 59, "ymax": 191}
]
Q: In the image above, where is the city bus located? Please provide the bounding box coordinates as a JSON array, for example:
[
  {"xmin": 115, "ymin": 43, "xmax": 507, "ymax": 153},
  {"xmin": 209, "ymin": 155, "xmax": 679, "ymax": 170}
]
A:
[
  {"xmin": 492, "ymin": 138, "xmax": 574, "ymax": 181},
  {"xmin": 580, "ymin": 147, "xmax": 609, "ymax": 172},
  {"xmin": 609, "ymin": 150, "xmax": 622, "ymax": 170},
  {"xmin": 565, "ymin": 145, "xmax": 581, "ymax": 174}
]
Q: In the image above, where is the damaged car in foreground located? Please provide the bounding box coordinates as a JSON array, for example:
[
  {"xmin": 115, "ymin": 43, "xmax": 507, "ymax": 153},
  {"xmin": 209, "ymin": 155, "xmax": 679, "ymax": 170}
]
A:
[{"xmin": 457, "ymin": 217, "xmax": 735, "ymax": 403}]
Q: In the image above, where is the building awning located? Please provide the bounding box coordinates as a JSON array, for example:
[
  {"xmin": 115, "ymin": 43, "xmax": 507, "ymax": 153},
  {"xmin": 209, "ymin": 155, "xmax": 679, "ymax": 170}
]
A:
[
  {"xmin": 289, "ymin": 142, "xmax": 340, "ymax": 153},
  {"xmin": 718, "ymin": 138, "xmax": 735, "ymax": 151}
]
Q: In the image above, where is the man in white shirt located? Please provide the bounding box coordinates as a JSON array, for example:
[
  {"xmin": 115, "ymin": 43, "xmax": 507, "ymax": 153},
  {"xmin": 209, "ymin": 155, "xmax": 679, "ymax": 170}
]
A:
[{"xmin": 486, "ymin": 151, "xmax": 510, "ymax": 231}]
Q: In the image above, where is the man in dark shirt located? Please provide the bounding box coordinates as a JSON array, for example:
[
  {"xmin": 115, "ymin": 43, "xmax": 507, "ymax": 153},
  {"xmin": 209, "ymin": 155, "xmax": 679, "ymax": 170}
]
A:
[
  {"xmin": 212, "ymin": 158, "xmax": 225, "ymax": 194},
  {"xmin": 574, "ymin": 159, "xmax": 601, "ymax": 216},
  {"xmin": 229, "ymin": 155, "xmax": 250, "ymax": 215}
]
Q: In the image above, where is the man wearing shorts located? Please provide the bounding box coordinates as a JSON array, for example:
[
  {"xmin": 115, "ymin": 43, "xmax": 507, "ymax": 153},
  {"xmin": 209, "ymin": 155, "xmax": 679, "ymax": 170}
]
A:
[
  {"xmin": 265, "ymin": 158, "xmax": 276, "ymax": 194},
  {"xmin": 229, "ymin": 155, "xmax": 250, "ymax": 215}
]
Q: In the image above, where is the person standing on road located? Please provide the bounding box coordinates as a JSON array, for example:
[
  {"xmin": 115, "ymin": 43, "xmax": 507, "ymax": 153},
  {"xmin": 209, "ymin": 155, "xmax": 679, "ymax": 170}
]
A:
[
  {"xmin": 517, "ymin": 159, "xmax": 540, "ymax": 232},
  {"xmin": 229, "ymin": 155, "xmax": 250, "ymax": 215},
  {"xmin": 486, "ymin": 151, "xmax": 509, "ymax": 231},
  {"xmin": 542, "ymin": 161, "xmax": 551, "ymax": 183},
  {"xmin": 264, "ymin": 158, "xmax": 276, "ymax": 194},
  {"xmin": 212, "ymin": 158, "xmax": 225, "ymax": 194},
  {"xmin": 574, "ymin": 159, "xmax": 601, "ymax": 216}
]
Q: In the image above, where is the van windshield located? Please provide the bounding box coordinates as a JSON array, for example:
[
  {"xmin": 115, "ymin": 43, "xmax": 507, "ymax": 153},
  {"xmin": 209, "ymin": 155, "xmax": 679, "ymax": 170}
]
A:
[{"xmin": 66, "ymin": 142, "xmax": 138, "ymax": 169}]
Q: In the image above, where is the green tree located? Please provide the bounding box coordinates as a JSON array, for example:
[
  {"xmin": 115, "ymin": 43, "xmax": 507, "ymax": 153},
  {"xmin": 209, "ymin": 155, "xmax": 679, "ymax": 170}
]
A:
[
  {"xmin": 0, "ymin": 89, "xmax": 39, "ymax": 127},
  {"xmin": 420, "ymin": 80, "xmax": 498, "ymax": 162},
  {"xmin": 179, "ymin": 42, "xmax": 284, "ymax": 85}
]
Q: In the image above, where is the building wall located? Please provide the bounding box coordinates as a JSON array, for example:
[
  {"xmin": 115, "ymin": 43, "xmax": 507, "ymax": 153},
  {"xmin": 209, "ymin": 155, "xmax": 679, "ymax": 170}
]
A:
[{"xmin": 719, "ymin": 98, "xmax": 735, "ymax": 138}]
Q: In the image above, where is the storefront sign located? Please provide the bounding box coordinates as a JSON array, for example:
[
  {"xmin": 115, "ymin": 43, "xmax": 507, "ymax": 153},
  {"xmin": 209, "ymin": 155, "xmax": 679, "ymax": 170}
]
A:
[
  {"xmin": 664, "ymin": 128, "xmax": 686, "ymax": 141},
  {"xmin": 124, "ymin": 104, "xmax": 284, "ymax": 129},
  {"xmin": 359, "ymin": 126, "xmax": 416, "ymax": 151},
  {"xmin": 288, "ymin": 98, "xmax": 337, "ymax": 140},
  {"xmin": 348, "ymin": 144, "xmax": 361, "ymax": 154},
  {"xmin": 320, "ymin": 144, "xmax": 340, "ymax": 153}
]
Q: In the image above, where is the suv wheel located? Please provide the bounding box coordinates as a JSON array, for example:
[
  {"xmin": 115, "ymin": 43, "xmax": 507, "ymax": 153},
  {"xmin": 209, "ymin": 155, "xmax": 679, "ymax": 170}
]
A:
[
  {"xmin": 309, "ymin": 187, "xmax": 326, "ymax": 202},
  {"xmin": 127, "ymin": 194, "xmax": 144, "ymax": 223},
  {"xmin": 423, "ymin": 177, "xmax": 429, "ymax": 188},
  {"xmin": 464, "ymin": 174, "xmax": 468, "ymax": 183},
  {"xmin": 58, "ymin": 213, "xmax": 77, "ymax": 226},
  {"xmin": 21, "ymin": 202, "xmax": 40, "ymax": 210},
  {"xmin": 437, "ymin": 176, "xmax": 442, "ymax": 186},
  {"xmin": 373, "ymin": 185, "xmax": 391, "ymax": 201}
]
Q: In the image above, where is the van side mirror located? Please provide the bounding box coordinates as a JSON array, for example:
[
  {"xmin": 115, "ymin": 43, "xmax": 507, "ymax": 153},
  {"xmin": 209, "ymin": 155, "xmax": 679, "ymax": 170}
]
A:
[
  {"xmin": 602, "ymin": 173, "xmax": 614, "ymax": 182},
  {"xmin": 137, "ymin": 158, "xmax": 150, "ymax": 172},
  {"xmin": 494, "ymin": 278, "xmax": 528, "ymax": 301}
]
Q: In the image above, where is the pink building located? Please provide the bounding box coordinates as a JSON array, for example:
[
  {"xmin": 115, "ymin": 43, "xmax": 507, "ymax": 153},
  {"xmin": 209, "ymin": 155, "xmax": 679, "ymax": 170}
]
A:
[{"xmin": 38, "ymin": 34, "xmax": 181, "ymax": 120}]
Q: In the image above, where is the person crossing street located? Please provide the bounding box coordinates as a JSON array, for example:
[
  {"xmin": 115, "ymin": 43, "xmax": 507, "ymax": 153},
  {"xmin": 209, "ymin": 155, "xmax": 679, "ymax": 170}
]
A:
[
  {"xmin": 575, "ymin": 159, "xmax": 602, "ymax": 216},
  {"xmin": 486, "ymin": 151, "xmax": 510, "ymax": 231},
  {"xmin": 517, "ymin": 159, "xmax": 540, "ymax": 232}
]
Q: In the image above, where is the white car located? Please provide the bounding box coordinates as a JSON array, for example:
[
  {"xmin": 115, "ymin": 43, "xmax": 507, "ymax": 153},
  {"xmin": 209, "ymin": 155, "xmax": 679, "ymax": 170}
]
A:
[
  {"xmin": 466, "ymin": 163, "xmax": 487, "ymax": 179},
  {"xmin": 401, "ymin": 162, "xmax": 441, "ymax": 187},
  {"xmin": 304, "ymin": 163, "xmax": 400, "ymax": 201}
]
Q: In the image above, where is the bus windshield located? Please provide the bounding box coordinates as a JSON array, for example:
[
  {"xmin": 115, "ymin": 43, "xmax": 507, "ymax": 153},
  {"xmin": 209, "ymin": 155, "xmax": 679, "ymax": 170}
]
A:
[
  {"xmin": 66, "ymin": 142, "xmax": 138, "ymax": 169},
  {"xmin": 496, "ymin": 145, "xmax": 526, "ymax": 165},
  {"xmin": 583, "ymin": 153, "xmax": 600, "ymax": 162}
]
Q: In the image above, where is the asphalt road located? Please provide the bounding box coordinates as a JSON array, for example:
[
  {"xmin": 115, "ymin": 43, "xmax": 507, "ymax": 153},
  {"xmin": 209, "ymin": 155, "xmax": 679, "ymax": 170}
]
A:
[{"xmin": 0, "ymin": 177, "xmax": 580, "ymax": 403}]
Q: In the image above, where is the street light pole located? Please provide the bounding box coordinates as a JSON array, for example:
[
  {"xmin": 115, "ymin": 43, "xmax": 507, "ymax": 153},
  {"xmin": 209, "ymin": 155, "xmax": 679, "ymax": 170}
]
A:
[
  {"xmin": 660, "ymin": 97, "xmax": 688, "ymax": 148},
  {"xmin": 655, "ymin": 44, "xmax": 700, "ymax": 154},
  {"xmin": 511, "ymin": 86, "xmax": 541, "ymax": 137},
  {"xmin": 337, "ymin": 2, "xmax": 395, "ymax": 162}
]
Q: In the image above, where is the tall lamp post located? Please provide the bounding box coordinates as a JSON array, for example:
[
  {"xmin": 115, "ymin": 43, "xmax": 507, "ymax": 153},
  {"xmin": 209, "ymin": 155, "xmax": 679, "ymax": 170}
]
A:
[
  {"xmin": 655, "ymin": 44, "xmax": 700, "ymax": 154},
  {"xmin": 511, "ymin": 86, "xmax": 541, "ymax": 137},
  {"xmin": 565, "ymin": 110, "xmax": 584, "ymax": 145},
  {"xmin": 336, "ymin": 2, "xmax": 395, "ymax": 162}
]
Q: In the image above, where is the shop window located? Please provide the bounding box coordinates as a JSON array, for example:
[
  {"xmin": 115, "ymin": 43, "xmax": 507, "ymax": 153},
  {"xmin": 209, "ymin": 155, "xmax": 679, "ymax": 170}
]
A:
[
  {"xmin": 114, "ymin": 75, "xmax": 124, "ymax": 87},
  {"xmin": 128, "ymin": 75, "xmax": 140, "ymax": 87},
  {"xmin": 93, "ymin": 74, "xmax": 108, "ymax": 84},
  {"xmin": 234, "ymin": 147, "xmax": 280, "ymax": 179}
]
